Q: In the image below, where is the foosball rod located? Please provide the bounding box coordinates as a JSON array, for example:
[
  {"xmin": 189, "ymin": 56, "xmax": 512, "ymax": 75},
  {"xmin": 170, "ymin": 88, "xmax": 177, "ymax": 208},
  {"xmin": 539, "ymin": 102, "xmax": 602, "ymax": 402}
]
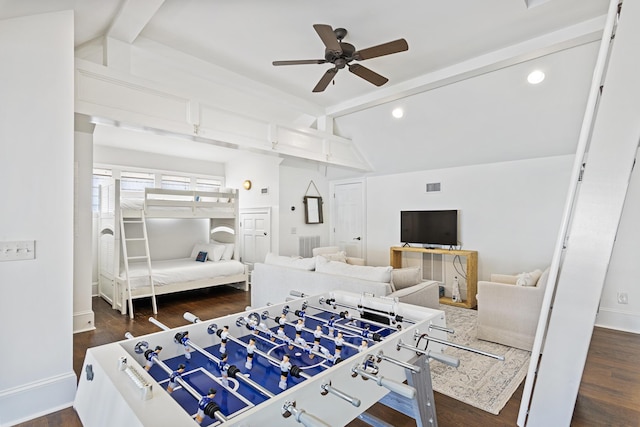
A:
[
  {"xmin": 413, "ymin": 332, "xmax": 505, "ymax": 361},
  {"xmin": 288, "ymin": 308, "xmax": 374, "ymax": 341},
  {"xmin": 148, "ymin": 318, "xmax": 274, "ymax": 399},
  {"xmin": 260, "ymin": 310, "xmax": 360, "ymax": 351},
  {"xmin": 182, "ymin": 312, "xmax": 315, "ymax": 381},
  {"xmin": 351, "ymin": 364, "xmax": 416, "ymax": 400},
  {"xmin": 298, "ymin": 300, "xmax": 387, "ymax": 340},
  {"xmin": 317, "ymin": 295, "xmax": 419, "ymax": 325},
  {"xmin": 124, "ymin": 332, "xmax": 228, "ymax": 423},
  {"xmin": 185, "ymin": 314, "xmax": 370, "ymax": 411},
  {"xmin": 395, "ymin": 339, "xmax": 460, "ymax": 368}
]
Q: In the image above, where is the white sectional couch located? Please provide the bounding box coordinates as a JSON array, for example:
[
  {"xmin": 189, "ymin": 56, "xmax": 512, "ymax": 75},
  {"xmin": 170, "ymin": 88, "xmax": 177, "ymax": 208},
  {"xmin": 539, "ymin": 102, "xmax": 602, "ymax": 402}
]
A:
[{"xmin": 250, "ymin": 253, "xmax": 440, "ymax": 309}]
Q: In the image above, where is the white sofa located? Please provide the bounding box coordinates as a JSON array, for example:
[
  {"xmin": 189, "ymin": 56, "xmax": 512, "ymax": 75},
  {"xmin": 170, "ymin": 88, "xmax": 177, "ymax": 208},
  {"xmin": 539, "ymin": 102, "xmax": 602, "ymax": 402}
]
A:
[{"xmin": 250, "ymin": 253, "xmax": 440, "ymax": 310}]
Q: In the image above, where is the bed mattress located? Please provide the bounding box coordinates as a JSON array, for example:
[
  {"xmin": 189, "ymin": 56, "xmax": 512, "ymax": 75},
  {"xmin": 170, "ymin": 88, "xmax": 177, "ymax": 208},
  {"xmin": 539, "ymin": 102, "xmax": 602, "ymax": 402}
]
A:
[{"xmin": 123, "ymin": 258, "xmax": 244, "ymax": 289}]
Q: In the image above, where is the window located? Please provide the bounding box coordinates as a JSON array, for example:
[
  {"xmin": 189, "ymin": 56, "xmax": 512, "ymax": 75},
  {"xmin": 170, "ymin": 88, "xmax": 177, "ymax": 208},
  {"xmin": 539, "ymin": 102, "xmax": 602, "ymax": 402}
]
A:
[
  {"xmin": 121, "ymin": 171, "xmax": 154, "ymax": 192},
  {"xmin": 196, "ymin": 178, "xmax": 222, "ymax": 193},
  {"xmin": 161, "ymin": 175, "xmax": 191, "ymax": 191},
  {"xmin": 92, "ymin": 168, "xmax": 112, "ymax": 212}
]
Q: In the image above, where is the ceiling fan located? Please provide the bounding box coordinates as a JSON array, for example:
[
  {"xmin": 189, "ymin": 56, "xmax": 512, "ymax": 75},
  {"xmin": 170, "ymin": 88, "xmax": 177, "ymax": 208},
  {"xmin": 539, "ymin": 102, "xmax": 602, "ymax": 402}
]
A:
[{"xmin": 272, "ymin": 24, "xmax": 408, "ymax": 93}]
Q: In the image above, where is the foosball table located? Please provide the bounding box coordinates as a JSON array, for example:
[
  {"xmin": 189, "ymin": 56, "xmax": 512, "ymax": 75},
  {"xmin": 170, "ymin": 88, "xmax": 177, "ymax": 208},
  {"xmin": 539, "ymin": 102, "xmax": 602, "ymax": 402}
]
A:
[{"xmin": 75, "ymin": 290, "xmax": 475, "ymax": 427}]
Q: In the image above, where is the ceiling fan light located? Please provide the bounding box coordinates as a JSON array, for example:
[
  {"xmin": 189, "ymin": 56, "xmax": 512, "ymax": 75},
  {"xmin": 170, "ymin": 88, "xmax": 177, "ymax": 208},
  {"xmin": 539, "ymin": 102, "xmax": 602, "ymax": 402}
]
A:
[
  {"xmin": 392, "ymin": 108, "xmax": 404, "ymax": 118},
  {"xmin": 527, "ymin": 70, "xmax": 545, "ymax": 84}
]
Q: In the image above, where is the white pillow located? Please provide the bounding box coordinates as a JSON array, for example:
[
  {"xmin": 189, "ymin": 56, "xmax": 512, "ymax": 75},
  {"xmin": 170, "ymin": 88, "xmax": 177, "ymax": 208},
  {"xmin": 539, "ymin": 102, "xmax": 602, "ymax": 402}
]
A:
[
  {"xmin": 264, "ymin": 253, "xmax": 316, "ymax": 271},
  {"xmin": 208, "ymin": 244, "xmax": 226, "ymax": 262},
  {"xmin": 190, "ymin": 243, "xmax": 224, "ymax": 262},
  {"xmin": 316, "ymin": 257, "xmax": 392, "ymax": 283},
  {"xmin": 211, "ymin": 239, "xmax": 235, "ymax": 261},
  {"xmin": 320, "ymin": 251, "xmax": 347, "ymax": 263},
  {"xmin": 312, "ymin": 246, "xmax": 340, "ymax": 256},
  {"xmin": 516, "ymin": 269, "xmax": 543, "ymax": 286},
  {"xmin": 391, "ymin": 267, "xmax": 422, "ymax": 290}
]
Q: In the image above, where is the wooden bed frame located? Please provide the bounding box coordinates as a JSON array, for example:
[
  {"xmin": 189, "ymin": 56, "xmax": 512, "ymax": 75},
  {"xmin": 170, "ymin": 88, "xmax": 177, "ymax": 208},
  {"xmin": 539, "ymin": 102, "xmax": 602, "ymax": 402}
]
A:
[{"xmin": 98, "ymin": 180, "xmax": 248, "ymax": 316}]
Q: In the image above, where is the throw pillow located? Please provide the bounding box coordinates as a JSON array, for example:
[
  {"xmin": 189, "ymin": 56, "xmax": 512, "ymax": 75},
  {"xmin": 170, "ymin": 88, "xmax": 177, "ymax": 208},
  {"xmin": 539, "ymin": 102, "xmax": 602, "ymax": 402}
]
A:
[
  {"xmin": 211, "ymin": 239, "xmax": 235, "ymax": 261},
  {"xmin": 516, "ymin": 269, "xmax": 543, "ymax": 286},
  {"xmin": 320, "ymin": 251, "xmax": 348, "ymax": 263},
  {"xmin": 391, "ymin": 267, "xmax": 422, "ymax": 291},
  {"xmin": 195, "ymin": 251, "xmax": 208, "ymax": 262}
]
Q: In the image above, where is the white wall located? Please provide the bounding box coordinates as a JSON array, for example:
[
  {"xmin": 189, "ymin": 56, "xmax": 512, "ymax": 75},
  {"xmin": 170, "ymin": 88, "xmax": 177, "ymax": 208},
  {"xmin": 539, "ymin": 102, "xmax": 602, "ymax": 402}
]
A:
[
  {"xmin": 596, "ymin": 147, "xmax": 640, "ymax": 332},
  {"xmin": 226, "ymin": 153, "xmax": 282, "ymax": 255},
  {"xmin": 0, "ymin": 11, "xmax": 77, "ymax": 425},
  {"xmin": 279, "ymin": 164, "xmax": 331, "ymax": 256},
  {"xmin": 146, "ymin": 218, "xmax": 210, "ymax": 260},
  {"xmin": 74, "ymin": 131, "xmax": 95, "ymax": 333},
  {"xmin": 364, "ymin": 155, "xmax": 574, "ymax": 281}
]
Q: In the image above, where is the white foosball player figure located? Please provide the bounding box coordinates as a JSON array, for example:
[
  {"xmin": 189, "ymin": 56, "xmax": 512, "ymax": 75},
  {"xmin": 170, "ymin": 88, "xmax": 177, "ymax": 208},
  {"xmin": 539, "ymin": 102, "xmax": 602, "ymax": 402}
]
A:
[
  {"xmin": 219, "ymin": 326, "xmax": 229, "ymax": 354},
  {"xmin": 245, "ymin": 338, "xmax": 256, "ymax": 369},
  {"xmin": 279, "ymin": 354, "xmax": 292, "ymax": 390}
]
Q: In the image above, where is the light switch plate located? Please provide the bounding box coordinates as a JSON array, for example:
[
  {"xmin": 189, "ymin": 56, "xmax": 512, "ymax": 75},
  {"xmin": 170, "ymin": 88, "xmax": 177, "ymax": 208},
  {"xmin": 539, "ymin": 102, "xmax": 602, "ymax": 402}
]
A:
[{"xmin": 0, "ymin": 240, "xmax": 35, "ymax": 261}]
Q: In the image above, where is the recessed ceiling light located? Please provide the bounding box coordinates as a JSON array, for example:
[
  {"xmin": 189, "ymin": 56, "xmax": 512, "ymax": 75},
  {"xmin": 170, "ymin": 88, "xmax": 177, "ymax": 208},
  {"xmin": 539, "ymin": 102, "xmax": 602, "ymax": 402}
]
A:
[
  {"xmin": 392, "ymin": 108, "xmax": 404, "ymax": 118},
  {"xmin": 527, "ymin": 70, "xmax": 545, "ymax": 85}
]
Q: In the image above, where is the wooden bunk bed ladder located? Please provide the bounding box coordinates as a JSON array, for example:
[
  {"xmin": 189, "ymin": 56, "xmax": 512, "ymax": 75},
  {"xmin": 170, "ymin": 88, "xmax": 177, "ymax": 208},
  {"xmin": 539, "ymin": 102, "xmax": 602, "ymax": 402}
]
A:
[{"xmin": 120, "ymin": 210, "xmax": 157, "ymax": 319}]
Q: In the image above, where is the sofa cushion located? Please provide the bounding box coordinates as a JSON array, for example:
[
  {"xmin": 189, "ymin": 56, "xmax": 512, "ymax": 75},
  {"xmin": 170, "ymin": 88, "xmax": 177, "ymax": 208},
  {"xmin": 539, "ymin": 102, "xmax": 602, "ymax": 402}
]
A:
[
  {"xmin": 391, "ymin": 267, "xmax": 422, "ymax": 291},
  {"xmin": 264, "ymin": 253, "xmax": 316, "ymax": 270},
  {"xmin": 316, "ymin": 256, "xmax": 392, "ymax": 283}
]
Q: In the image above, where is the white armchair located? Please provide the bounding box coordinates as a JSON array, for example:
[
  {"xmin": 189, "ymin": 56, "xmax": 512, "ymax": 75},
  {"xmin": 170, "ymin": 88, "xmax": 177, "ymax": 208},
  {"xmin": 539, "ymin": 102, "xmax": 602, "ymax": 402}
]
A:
[{"xmin": 476, "ymin": 267, "xmax": 550, "ymax": 351}]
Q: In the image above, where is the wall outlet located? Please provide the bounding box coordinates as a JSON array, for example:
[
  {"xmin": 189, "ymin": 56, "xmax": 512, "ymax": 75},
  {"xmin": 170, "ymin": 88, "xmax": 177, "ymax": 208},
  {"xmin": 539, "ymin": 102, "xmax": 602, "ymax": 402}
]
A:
[{"xmin": 617, "ymin": 292, "xmax": 628, "ymax": 304}]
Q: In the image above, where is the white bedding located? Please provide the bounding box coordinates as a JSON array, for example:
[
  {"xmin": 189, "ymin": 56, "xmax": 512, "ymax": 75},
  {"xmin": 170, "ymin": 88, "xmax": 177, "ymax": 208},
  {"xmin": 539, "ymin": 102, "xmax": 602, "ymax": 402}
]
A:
[{"xmin": 124, "ymin": 258, "xmax": 244, "ymax": 289}]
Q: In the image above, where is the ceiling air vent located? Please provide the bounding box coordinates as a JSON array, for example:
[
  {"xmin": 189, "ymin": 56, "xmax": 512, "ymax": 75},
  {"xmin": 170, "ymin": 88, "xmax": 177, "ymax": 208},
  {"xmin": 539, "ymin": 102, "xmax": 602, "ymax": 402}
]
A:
[{"xmin": 426, "ymin": 182, "xmax": 441, "ymax": 193}]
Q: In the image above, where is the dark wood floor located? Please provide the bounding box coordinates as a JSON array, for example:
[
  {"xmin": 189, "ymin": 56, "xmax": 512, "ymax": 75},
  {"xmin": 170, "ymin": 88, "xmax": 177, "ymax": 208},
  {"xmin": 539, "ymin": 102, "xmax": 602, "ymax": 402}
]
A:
[{"xmin": 16, "ymin": 287, "xmax": 640, "ymax": 426}]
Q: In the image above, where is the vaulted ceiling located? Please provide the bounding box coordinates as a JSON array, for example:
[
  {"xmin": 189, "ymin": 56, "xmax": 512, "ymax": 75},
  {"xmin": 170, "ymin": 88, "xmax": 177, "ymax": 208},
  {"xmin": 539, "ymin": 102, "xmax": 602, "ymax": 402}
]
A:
[{"xmin": 1, "ymin": 0, "xmax": 611, "ymax": 176}]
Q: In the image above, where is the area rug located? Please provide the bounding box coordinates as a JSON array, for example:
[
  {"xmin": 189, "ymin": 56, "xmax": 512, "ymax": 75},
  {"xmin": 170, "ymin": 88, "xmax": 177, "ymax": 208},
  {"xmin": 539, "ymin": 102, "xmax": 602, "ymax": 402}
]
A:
[{"xmin": 429, "ymin": 305, "xmax": 531, "ymax": 415}]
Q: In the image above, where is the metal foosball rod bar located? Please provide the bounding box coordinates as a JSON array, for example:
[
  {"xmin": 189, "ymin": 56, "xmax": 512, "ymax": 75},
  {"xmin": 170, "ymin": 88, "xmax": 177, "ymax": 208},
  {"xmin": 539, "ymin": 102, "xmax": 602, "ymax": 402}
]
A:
[
  {"xmin": 260, "ymin": 309, "xmax": 360, "ymax": 351},
  {"xmin": 318, "ymin": 295, "xmax": 419, "ymax": 325},
  {"xmin": 124, "ymin": 332, "xmax": 228, "ymax": 423},
  {"xmin": 320, "ymin": 381, "xmax": 361, "ymax": 407},
  {"xmin": 375, "ymin": 350, "xmax": 421, "ymax": 373},
  {"xmin": 182, "ymin": 312, "xmax": 314, "ymax": 380},
  {"xmin": 429, "ymin": 322, "xmax": 454, "ymax": 334},
  {"xmin": 282, "ymin": 400, "xmax": 331, "ymax": 427},
  {"xmin": 147, "ymin": 318, "xmax": 274, "ymax": 399},
  {"xmin": 293, "ymin": 299, "xmax": 386, "ymax": 342},
  {"xmin": 395, "ymin": 339, "xmax": 460, "ymax": 368},
  {"xmin": 286, "ymin": 304, "xmax": 375, "ymax": 341},
  {"xmin": 412, "ymin": 331, "xmax": 505, "ymax": 361},
  {"xmin": 351, "ymin": 364, "xmax": 416, "ymax": 399},
  {"xmin": 246, "ymin": 315, "xmax": 337, "ymax": 363}
]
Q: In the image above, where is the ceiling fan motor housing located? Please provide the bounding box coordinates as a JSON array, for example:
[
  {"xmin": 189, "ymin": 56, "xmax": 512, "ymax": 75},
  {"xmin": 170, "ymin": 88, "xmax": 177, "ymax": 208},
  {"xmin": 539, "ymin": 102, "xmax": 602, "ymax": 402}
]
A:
[{"xmin": 325, "ymin": 42, "xmax": 356, "ymax": 67}]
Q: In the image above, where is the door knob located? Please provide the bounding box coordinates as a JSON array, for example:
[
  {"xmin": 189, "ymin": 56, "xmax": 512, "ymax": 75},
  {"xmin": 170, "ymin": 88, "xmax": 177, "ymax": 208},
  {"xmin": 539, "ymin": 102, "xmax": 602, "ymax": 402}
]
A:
[
  {"xmin": 354, "ymin": 237, "xmax": 361, "ymax": 240},
  {"xmin": 264, "ymin": 232, "xmax": 268, "ymax": 236}
]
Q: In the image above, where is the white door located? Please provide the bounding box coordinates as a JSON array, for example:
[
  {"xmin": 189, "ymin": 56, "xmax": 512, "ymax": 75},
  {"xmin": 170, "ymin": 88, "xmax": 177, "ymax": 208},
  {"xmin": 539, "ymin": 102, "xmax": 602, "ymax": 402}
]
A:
[
  {"xmin": 240, "ymin": 208, "xmax": 271, "ymax": 269},
  {"xmin": 332, "ymin": 181, "xmax": 365, "ymax": 258}
]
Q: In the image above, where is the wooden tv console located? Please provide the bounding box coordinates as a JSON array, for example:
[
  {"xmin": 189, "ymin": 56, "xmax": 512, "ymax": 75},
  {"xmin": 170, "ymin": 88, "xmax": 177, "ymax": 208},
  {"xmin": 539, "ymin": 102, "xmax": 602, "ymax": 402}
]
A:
[{"xmin": 390, "ymin": 246, "xmax": 478, "ymax": 308}]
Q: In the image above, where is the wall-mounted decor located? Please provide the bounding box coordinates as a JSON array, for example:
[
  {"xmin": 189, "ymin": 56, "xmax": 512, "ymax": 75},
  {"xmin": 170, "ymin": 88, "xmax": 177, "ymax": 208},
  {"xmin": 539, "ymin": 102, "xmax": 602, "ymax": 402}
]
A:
[
  {"xmin": 243, "ymin": 180, "xmax": 252, "ymax": 190},
  {"xmin": 303, "ymin": 180, "xmax": 323, "ymax": 224}
]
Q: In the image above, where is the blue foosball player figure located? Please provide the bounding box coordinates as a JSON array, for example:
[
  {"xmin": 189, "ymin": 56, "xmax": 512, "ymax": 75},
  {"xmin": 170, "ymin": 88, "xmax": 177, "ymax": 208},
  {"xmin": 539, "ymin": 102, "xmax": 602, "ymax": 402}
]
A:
[
  {"xmin": 195, "ymin": 388, "xmax": 218, "ymax": 424},
  {"xmin": 167, "ymin": 364, "xmax": 186, "ymax": 393}
]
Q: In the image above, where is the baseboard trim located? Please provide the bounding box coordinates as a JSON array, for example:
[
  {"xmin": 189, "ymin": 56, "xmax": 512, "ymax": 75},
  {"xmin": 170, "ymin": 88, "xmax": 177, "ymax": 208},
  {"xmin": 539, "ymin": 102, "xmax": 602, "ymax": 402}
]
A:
[
  {"xmin": 73, "ymin": 310, "xmax": 95, "ymax": 334},
  {"xmin": 0, "ymin": 372, "xmax": 76, "ymax": 427},
  {"xmin": 595, "ymin": 307, "xmax": 640, "ymax": 334}
]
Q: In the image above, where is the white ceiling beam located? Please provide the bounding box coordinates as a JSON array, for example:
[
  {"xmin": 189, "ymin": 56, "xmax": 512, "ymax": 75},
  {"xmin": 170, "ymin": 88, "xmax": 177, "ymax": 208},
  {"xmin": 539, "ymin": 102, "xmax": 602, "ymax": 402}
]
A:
[
  {"xmin": 325, "ymin": 15, "xmax": 607, "ymax": 118},
  {"xmin": 107, "ymin": 0, "xmax": 165, "ymax": 44}
]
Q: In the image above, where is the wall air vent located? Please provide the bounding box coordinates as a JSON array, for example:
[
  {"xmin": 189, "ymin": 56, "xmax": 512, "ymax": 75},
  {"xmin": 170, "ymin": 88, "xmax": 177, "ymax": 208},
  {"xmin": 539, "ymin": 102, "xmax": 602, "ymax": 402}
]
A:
[{"xmin": 426, "ymin": 182, "xmax": 441, "ymax": 193}]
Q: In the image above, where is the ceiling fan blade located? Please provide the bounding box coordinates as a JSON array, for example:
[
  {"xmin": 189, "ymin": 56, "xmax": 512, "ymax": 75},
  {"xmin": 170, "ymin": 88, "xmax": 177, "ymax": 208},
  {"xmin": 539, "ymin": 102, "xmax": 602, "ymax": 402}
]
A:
[
  {"xmin": 313, "ymin": 24, "xmax": 342, "ymax": 54},
  {"xmin": 354, "ymin": 38, "xmax": 408, "ymax": 61},
  {"xmin": 348, "ymin": 63, "xmax": 388, "ymax": 87},
  {"xmin": 273, "ymin": 59, "xmax": 327, "ymax": 66},
  {"xmin": 313, "ymin": 68, "xmax": 339, "ymax": 92}
]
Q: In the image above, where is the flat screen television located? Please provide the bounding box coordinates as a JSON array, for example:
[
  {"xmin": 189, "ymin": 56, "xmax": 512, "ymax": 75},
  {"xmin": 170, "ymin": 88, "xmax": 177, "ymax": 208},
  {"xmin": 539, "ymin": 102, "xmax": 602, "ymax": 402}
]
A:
[{"xmin": 400, "ymin": 210, "xmax": 458, "ymax": 246}]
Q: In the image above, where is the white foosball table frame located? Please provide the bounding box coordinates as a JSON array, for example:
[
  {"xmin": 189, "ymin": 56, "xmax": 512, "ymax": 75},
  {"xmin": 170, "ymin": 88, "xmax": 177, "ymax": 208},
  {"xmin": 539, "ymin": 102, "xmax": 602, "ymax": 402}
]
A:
[{"xmin": 74, "ymin": 290, "xmax": 456, "ymax": 427}]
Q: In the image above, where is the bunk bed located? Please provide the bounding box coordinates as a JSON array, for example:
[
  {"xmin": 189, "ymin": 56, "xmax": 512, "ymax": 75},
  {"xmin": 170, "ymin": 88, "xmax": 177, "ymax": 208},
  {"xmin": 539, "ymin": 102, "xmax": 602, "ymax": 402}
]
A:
[{"xmin": 98, "ymin": 180, "xmax": 247, "ymax": 318}]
